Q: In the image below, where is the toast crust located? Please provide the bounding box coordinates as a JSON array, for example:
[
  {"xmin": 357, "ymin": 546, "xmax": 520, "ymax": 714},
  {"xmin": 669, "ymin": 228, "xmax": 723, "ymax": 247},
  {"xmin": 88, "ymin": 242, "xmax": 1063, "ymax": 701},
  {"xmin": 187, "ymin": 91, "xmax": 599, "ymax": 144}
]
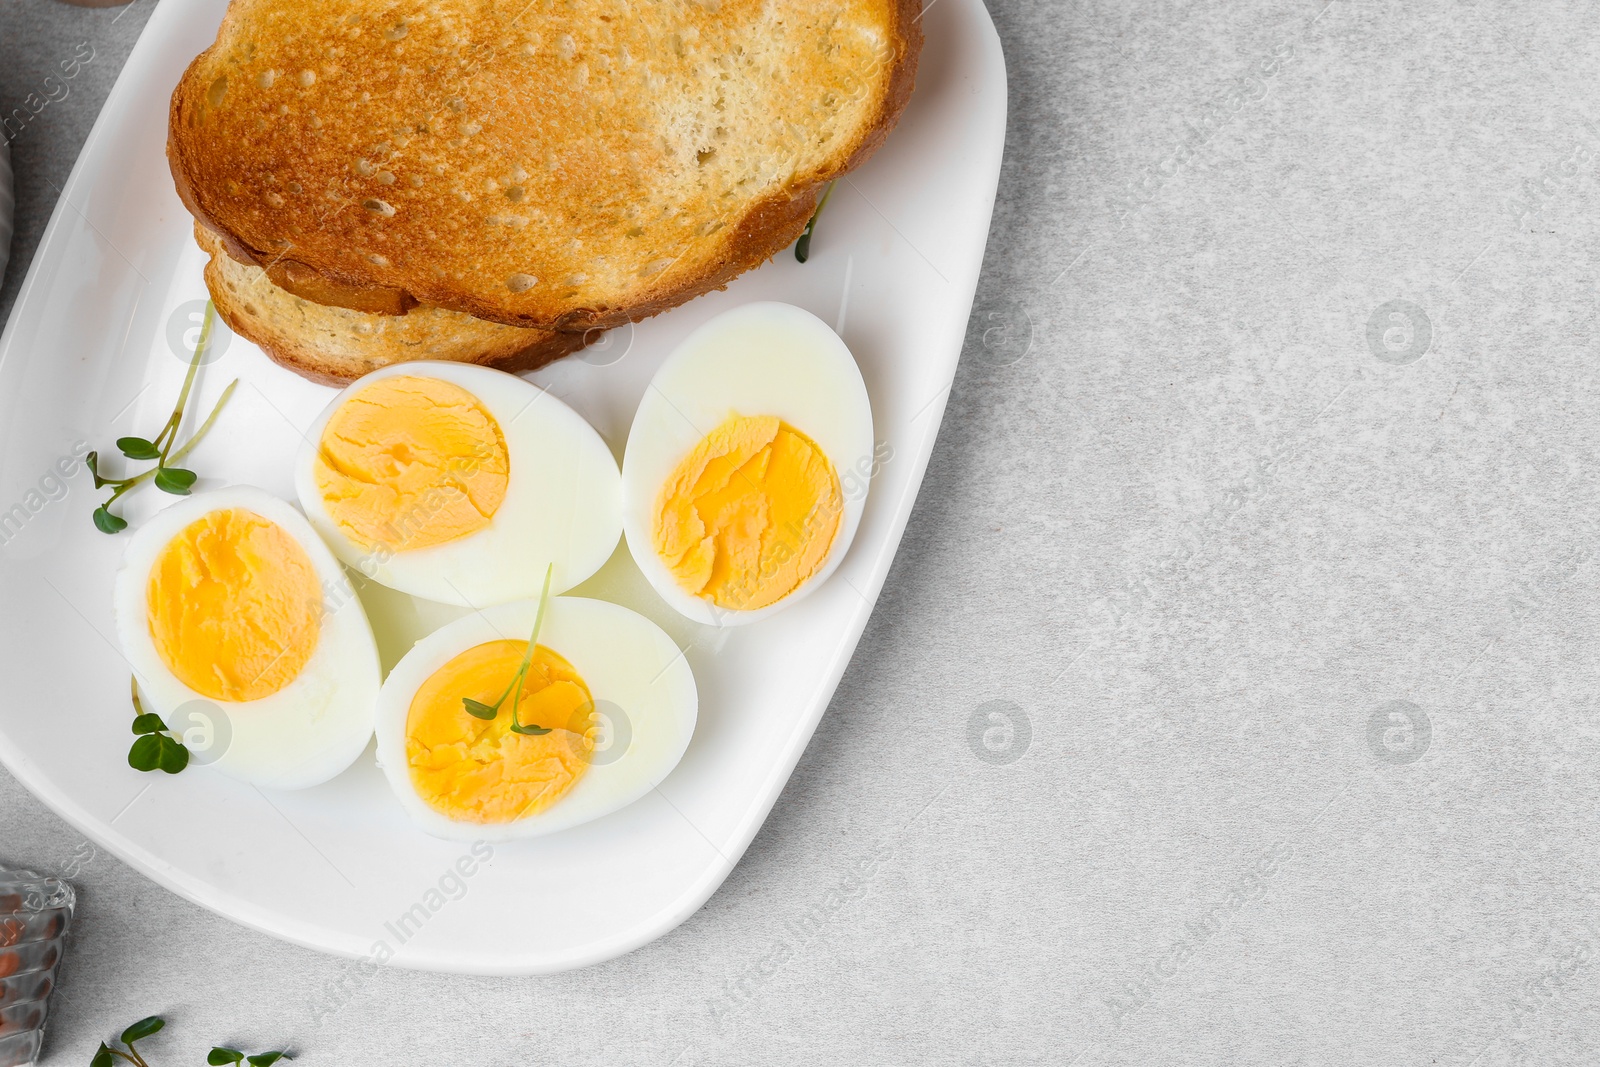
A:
[
  {"xmin": 197, "ymin": 225, "xmax": 587, "ymax": 385},
  {"xmin": 169, "ymin": 0, "xmax": 922, "ymax": 332}
]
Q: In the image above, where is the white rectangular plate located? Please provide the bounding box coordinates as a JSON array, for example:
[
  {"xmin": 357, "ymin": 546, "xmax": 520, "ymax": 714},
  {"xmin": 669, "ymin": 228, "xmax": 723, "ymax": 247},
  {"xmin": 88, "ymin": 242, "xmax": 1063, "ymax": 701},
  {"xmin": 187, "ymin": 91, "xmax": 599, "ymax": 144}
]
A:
[{"xmin": 0, "ymin": 0, "xmax": 1006, "ymax": 974}]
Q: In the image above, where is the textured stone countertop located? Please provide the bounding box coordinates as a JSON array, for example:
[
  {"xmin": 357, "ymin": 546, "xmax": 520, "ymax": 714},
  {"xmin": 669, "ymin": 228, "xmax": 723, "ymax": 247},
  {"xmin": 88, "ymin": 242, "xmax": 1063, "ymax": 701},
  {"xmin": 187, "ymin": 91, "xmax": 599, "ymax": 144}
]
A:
[{"xmin": 3, "ymin": 1, "xmax": 1598, "ymax": 1064}]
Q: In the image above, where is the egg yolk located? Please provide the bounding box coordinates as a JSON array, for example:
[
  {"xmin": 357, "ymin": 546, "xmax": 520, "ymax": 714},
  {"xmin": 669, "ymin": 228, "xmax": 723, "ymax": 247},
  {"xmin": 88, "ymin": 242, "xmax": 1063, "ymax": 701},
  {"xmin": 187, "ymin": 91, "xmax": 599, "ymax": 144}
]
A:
[
  {"xmin": 146, "ymin": 508, "xmax": 322, "ymax": 702},
  {"xmin": 313, "ymin": 375, "xmax": 509, "ymax": 552},
  {"xmin": 405, "ymin": 641, "xmax": 596, "ymax": 823},
  {"xmin": 653, "ymin": 414, "xmax": 842, "ymax": 611}
]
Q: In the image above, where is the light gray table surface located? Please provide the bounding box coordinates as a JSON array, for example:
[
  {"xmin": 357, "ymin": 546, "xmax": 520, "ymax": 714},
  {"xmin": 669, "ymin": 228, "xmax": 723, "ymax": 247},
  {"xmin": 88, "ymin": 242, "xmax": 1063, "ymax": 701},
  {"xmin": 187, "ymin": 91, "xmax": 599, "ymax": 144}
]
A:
[{"xmin": 5, "ymin": 0, "xmax": 1600, "ymax": 1064}]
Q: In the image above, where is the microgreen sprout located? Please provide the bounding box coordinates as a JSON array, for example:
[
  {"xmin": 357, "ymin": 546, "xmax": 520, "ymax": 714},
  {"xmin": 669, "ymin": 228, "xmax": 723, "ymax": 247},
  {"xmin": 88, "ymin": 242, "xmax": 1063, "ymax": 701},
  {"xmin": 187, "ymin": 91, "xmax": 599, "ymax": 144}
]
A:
[
  {"xmin": 90, "ymin": 1016, "xmax": 165, "ymax": 1067},
  {"xmin": 90, "ymin": 302, "xmax": 238, "ymax": 533},
  {"xmin": 127, "ymin": 677, "xmax": 189, "ymax": 775},
  {"xmin": 794, "ymin": 181, "xmax": 835, "ymax": 264},
  {"xmin": 87, "ymin": 1016, "xmax": 290, "ymax": 1067},
  {"xmin": 461, "ymin": 563, "xmax": 556, "ymax": 735},
  {"xmin": 208, "ymin": 1047, "xmax": 292, "ymax": 1067}
]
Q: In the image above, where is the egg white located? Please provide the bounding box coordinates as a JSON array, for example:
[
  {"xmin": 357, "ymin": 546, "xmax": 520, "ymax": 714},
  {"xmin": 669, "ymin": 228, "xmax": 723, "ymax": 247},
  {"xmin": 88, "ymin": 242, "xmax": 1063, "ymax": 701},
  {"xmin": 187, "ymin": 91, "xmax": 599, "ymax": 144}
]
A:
[
  {"xmin": 112, "ymin": 486, "xmax": 381, "ymax": 790},
  {"xmin": 621, "ymin": 302, "xmax": 875, "ymax": 626},
  {"xmin": 374, "ymin": 597, "xmax": 698, "ymax": 841},
  {"xmin": 295, "ymin": 362, "xmax": 622, "ymax": 608}
]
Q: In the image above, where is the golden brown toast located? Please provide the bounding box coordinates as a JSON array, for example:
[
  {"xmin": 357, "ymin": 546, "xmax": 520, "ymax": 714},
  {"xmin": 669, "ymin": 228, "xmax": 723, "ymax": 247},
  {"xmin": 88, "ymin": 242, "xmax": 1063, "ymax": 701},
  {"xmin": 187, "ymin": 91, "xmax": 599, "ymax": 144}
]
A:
[
  {"xmin": 197, "ymin": 225, "xmax": 586, "ymax": 385},
  {"xmin": 169, "ymin": 0, "xmax": 922, "ymax": 333}
]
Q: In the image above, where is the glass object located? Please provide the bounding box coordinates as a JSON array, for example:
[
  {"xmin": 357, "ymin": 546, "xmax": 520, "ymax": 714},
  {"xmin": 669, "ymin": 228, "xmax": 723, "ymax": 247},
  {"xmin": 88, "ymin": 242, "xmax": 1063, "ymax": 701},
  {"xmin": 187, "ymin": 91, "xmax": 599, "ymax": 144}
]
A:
[
  {"xmin": 0, "ymin": 868, "xmax": 73, "ymax": 1067},
  {"xmin": 0, "ymin": 138, "xmax": 11, "ymax": 293}
]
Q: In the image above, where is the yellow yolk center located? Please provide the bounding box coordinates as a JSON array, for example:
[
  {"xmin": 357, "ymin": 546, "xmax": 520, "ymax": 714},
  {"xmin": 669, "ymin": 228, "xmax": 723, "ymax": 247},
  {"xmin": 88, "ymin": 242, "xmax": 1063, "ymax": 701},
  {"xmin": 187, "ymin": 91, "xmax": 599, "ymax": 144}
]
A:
[
  {"xmin": 313, "ymin": 375, "xmax": 509, "ymax": 552},
  {"xmin": 405, "ymin": 641, "xmax": 596, "ymax": 824},
  {"xmin": 652, "ymin": 414, "xmax": 842, "ymax": 611},
  {"xmin": 146, "ymin": 508, "xmax": 322, "ymax": 702}
]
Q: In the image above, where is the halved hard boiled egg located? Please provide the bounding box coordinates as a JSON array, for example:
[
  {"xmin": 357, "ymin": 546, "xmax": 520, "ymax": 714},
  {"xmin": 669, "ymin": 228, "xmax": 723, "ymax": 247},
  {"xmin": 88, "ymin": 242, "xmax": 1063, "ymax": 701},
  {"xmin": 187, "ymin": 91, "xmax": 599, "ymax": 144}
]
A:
[
  {"xmin": 374, "ymin": 596, "xmax": 697, "ymax": 841},
  {"xmin": 112, "ymin": 486, "xmax": 381, "ymax": 789},
  {"xmin": 295, "ymin": 362, "xmax": 621, "ymax": 608},
  {"xmin": 622, "ymin": 302, "xmax": 875, "ymax": 626}
]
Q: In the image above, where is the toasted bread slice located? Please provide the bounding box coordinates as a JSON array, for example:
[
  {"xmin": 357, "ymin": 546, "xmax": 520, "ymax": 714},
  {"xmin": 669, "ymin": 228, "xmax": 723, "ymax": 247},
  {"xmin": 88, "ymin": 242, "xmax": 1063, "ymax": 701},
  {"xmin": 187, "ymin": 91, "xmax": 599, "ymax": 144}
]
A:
[
  {"xmin": 197, "ymin": 225, "xmax": 587, "ymax": 385},
  {"xmin": 169, "ymin": 0, "xmax": 921, "ymax": 333}
]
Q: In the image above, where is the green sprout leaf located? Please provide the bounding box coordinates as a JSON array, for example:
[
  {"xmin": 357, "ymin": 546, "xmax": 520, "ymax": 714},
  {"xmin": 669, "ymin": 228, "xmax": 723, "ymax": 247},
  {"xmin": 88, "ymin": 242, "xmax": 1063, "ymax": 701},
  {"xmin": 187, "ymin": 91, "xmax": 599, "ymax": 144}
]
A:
[
  {"xmin": 86, "ymin": 451, "xmax": 105, "ymax": 489},
  {"xmin": 461, "ymin": 698, "xmax": 498, "ymax": 720},
  {"xmin": 128, "ymin": 735, "xmax": 163, "ymax": 773},
  {"xmin": 157, "ymin": 735, "xmax": 190, "ymax": 774},
  {"xmin": 128, "ymin": 679, "xmax": 190, "ymax": 776},
  {"xmin": 100, "ymin": 1012, "xmax": 288, "ymax": 1067},
  {"xmin": 128, "ymin": 733, "xmax": 189, "ymax": 775},
  {"xmin": 131, "ymin": 713, "xmax": 166, "ymax": 735},
  {"xmin": 93, "ymin": 506, "xmax": 129, "ymax": 535},
  {"xmin": 208, "ymin": 1046, "xmax": 290, "ymax": 1067},
  {"xmin": 153, "ymin": 467, "xmax": 198, "ymax": 495},
  {"xmin": 116, "ymin": 437, "xmax": 161, "ymax": 460},
  {"xmin": 509, "ymin": 723, "xmax": 552, "ymax": 736},
  {"xmin": 120, "ymin": 1016, "xmax": 165, "ymax": 1044}
]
